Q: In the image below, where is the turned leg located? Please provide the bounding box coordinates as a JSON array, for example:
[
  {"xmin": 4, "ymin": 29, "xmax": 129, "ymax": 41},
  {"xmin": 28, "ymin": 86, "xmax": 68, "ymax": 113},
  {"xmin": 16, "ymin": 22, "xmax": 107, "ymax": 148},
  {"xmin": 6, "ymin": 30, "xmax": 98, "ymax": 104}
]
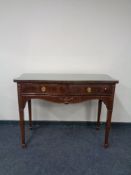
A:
[
  {"xmin": 19, "ymin": 108, "xmax": 26, "ymax": 148},
  {"xmin": 96, "ymin": 100, "xmax": 102, "ymax": 130},
  {"xmin": 28, "ymin": 100, "xmax": 32, "ymax": 129},
  {"xmin": 104, "ymin": 110, "xmax": 113, "ymax": 148}
]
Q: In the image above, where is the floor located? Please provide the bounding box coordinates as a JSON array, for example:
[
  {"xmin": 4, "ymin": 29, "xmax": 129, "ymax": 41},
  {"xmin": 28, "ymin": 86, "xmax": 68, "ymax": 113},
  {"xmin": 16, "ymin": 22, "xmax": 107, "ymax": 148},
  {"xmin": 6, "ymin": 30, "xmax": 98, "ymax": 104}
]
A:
[{"xmin": 0, "ymin": 122, "xmax": 131, "ymax": 175}]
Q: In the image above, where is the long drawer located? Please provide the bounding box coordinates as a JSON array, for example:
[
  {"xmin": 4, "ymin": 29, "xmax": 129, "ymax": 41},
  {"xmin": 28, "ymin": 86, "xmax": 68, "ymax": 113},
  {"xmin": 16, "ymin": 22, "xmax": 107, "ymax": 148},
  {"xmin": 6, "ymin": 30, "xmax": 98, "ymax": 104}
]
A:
[{"xmin": 21, "ymin": 83, "xmax": 113, "ymax": 96}]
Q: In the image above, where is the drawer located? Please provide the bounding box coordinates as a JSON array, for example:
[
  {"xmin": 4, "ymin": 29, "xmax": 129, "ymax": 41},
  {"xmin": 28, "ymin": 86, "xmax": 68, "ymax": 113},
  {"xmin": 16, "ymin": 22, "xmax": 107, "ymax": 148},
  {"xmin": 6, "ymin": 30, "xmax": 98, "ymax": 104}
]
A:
[
  {"xmin": 68, "ymin": 85, "xmax": 113, "ymax": 96},
  {"xmin": 21, "ymin": 83, "xmax": 113, "ymax": 96},
  {"xmin": 21, "ymin": 83, "xmax": 68, "ymax": 95}
]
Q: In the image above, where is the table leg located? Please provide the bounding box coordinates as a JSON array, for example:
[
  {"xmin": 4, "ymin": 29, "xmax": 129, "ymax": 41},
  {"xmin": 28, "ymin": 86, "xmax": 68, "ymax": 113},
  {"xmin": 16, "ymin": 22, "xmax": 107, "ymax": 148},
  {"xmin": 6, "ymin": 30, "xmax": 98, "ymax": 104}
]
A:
[
  {"xmin": 96, "ymin": 100, "xmax": 102, "ymax": 130},
  {"xmin": 19, "ymin": 108, "xmax": 26, "ymax": 148},
  {"xmin": 28, "ymin": 100, "xmax": 32, "ymax": 129},
  {"xmin": 104, "ymin": 110, "xmax": 113, "ymax": 148}
]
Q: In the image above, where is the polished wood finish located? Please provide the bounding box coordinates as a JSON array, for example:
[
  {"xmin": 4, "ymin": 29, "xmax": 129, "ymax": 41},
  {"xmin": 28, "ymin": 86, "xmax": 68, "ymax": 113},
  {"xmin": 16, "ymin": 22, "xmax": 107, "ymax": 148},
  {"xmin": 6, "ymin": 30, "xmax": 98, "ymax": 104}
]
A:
[{"xmin": 14, "ymin": 73, "xmax": 118, "ymax": 148}]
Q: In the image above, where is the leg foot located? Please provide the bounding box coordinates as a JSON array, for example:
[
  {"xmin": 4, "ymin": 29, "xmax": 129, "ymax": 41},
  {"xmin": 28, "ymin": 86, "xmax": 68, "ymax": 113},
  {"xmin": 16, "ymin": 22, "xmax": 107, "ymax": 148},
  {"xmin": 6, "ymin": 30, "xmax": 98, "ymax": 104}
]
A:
[
  {"xmin": 104, "ymin": 143, "xmax": 109, "ymax": 148},
  {"xmin": 96, "ymin": 125, "xmax": 100, "ymax": 130},
  {"xmin": 29, "ymin": 126, "xmax": 33, "ymax": 130},
  {"xmin": 22, "ymin": 144, "xmax": 26, "ymax": 148}
]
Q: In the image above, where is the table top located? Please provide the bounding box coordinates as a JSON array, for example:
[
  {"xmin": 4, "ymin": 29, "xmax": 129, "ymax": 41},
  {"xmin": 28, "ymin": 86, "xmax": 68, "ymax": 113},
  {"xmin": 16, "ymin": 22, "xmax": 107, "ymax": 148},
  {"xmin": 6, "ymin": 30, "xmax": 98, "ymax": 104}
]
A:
[{"xmin": 14, "ymin": 73, "xmax": 119, "ymax": 84}]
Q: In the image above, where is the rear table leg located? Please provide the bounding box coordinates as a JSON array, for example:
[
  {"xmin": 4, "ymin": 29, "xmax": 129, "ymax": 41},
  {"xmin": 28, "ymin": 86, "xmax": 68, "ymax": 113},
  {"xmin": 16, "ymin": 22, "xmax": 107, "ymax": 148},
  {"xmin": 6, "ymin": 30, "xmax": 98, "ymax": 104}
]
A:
[
  {"xmin": 28, "ymin": 100, "xmax": 32, "ymax": 129},
  {"xmin": 96, "ymin": 100, "xmax": 102, "ymax": 130}
]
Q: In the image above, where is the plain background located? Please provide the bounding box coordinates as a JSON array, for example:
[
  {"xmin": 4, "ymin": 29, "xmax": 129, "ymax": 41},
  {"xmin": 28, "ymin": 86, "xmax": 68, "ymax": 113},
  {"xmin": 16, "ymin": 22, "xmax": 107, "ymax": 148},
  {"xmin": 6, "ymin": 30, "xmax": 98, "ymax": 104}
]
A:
[{"xmin": 0, "ymin": 0, "xmax": 131, "ymax": 122}]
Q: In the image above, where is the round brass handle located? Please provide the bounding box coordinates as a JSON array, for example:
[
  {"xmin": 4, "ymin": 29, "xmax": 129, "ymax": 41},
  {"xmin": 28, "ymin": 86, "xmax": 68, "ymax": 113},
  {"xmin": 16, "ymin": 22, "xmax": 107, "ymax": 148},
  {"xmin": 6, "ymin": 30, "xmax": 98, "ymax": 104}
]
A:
[
  {"xmin": 104, "ymin": 87, "xmax": 107, "ymax": 91},
  {"xmin": 41, "ymin": 86, "xmax": 46, "ymax": 92},
  {"xmin": 86, "ymin": 87, "xmax": 92, "ymax": 93}
]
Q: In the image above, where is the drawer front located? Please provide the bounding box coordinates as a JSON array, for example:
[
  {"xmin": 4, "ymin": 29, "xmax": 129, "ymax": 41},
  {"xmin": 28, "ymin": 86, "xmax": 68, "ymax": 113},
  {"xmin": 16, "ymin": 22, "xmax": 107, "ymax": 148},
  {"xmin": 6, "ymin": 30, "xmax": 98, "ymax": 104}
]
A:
[
  {"xmin": 68, "ymin": 85, "xmax": 113, "ymax": 96},
  {"xmin": 21, "ymin": 83, "xmax": 68, "ymax": 95},
  {"xmin": 21, "ymin": 83, "xmax": 113, "ymax": 96}
]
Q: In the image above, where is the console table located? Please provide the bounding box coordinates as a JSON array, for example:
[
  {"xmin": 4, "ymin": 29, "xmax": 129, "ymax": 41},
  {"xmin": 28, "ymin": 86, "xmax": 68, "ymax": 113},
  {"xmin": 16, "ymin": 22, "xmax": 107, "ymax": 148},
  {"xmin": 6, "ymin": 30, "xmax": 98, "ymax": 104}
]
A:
[{"xmin": 14, "ymin": 73, "xmax": 118, "ymax": 148}]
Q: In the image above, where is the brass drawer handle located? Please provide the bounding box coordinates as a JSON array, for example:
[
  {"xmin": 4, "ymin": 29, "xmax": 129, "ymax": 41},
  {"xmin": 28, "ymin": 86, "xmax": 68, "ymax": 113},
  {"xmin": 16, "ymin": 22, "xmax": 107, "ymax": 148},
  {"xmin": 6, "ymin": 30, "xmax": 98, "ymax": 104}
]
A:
[
  {"xmin": 41, "ymin": 86, "xmax": 46, "ymax": 92},
  {"xmin": 86, "ymin": 87, "xmax": 92, "ymax": 93}
]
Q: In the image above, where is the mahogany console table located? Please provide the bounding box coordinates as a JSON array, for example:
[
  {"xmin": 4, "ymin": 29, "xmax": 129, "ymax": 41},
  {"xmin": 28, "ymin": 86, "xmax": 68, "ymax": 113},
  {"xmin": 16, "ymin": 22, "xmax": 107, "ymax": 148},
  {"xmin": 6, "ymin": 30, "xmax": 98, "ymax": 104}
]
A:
[{"xmin": 14, "ymin": 73, "xmax": 118, "ymax": 148}]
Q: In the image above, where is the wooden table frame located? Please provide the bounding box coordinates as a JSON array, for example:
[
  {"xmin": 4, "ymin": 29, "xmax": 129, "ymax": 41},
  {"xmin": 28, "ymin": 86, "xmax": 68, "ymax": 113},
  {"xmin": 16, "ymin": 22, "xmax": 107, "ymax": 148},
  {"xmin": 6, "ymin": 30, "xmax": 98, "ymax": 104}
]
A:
[{"xmin": 14, "ymin": 74, "xmax": 118, "ymax": 148}]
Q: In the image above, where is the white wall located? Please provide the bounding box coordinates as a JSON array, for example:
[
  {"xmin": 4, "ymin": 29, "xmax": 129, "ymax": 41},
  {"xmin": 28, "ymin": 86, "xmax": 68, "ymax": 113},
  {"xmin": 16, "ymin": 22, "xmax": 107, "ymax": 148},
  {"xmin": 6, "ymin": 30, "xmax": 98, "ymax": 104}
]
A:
[{"xmin": 0, "ymin": 0, "xmax": 131, "ymax": 122}]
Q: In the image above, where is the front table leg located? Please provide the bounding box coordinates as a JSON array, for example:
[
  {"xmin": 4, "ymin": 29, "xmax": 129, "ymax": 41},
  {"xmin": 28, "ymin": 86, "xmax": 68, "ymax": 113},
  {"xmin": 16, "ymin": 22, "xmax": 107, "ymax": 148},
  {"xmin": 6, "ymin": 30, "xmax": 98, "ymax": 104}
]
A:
[
  {"xmin": 104, "ymin": 110, "xmax": 113, "ymax": 148},
  {"xmin": 19, "ymin": 108, "xmax": 26, "ymax": 148},
  {"xmin": 28, "ymin": 100, "xmax": 32, "ymax": 129}
]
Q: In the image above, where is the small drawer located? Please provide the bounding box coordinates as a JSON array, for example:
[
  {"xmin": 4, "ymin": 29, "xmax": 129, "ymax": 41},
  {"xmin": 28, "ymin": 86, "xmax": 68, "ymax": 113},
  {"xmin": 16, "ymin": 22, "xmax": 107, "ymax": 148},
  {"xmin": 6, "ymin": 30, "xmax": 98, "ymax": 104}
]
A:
[
  {"xmin": 68, "ymin": 85, "xmax": 113, "ymax": 96},
  {"xmin": 21, "ymin": 83, "xmax": 67, "ymax": 95}
]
